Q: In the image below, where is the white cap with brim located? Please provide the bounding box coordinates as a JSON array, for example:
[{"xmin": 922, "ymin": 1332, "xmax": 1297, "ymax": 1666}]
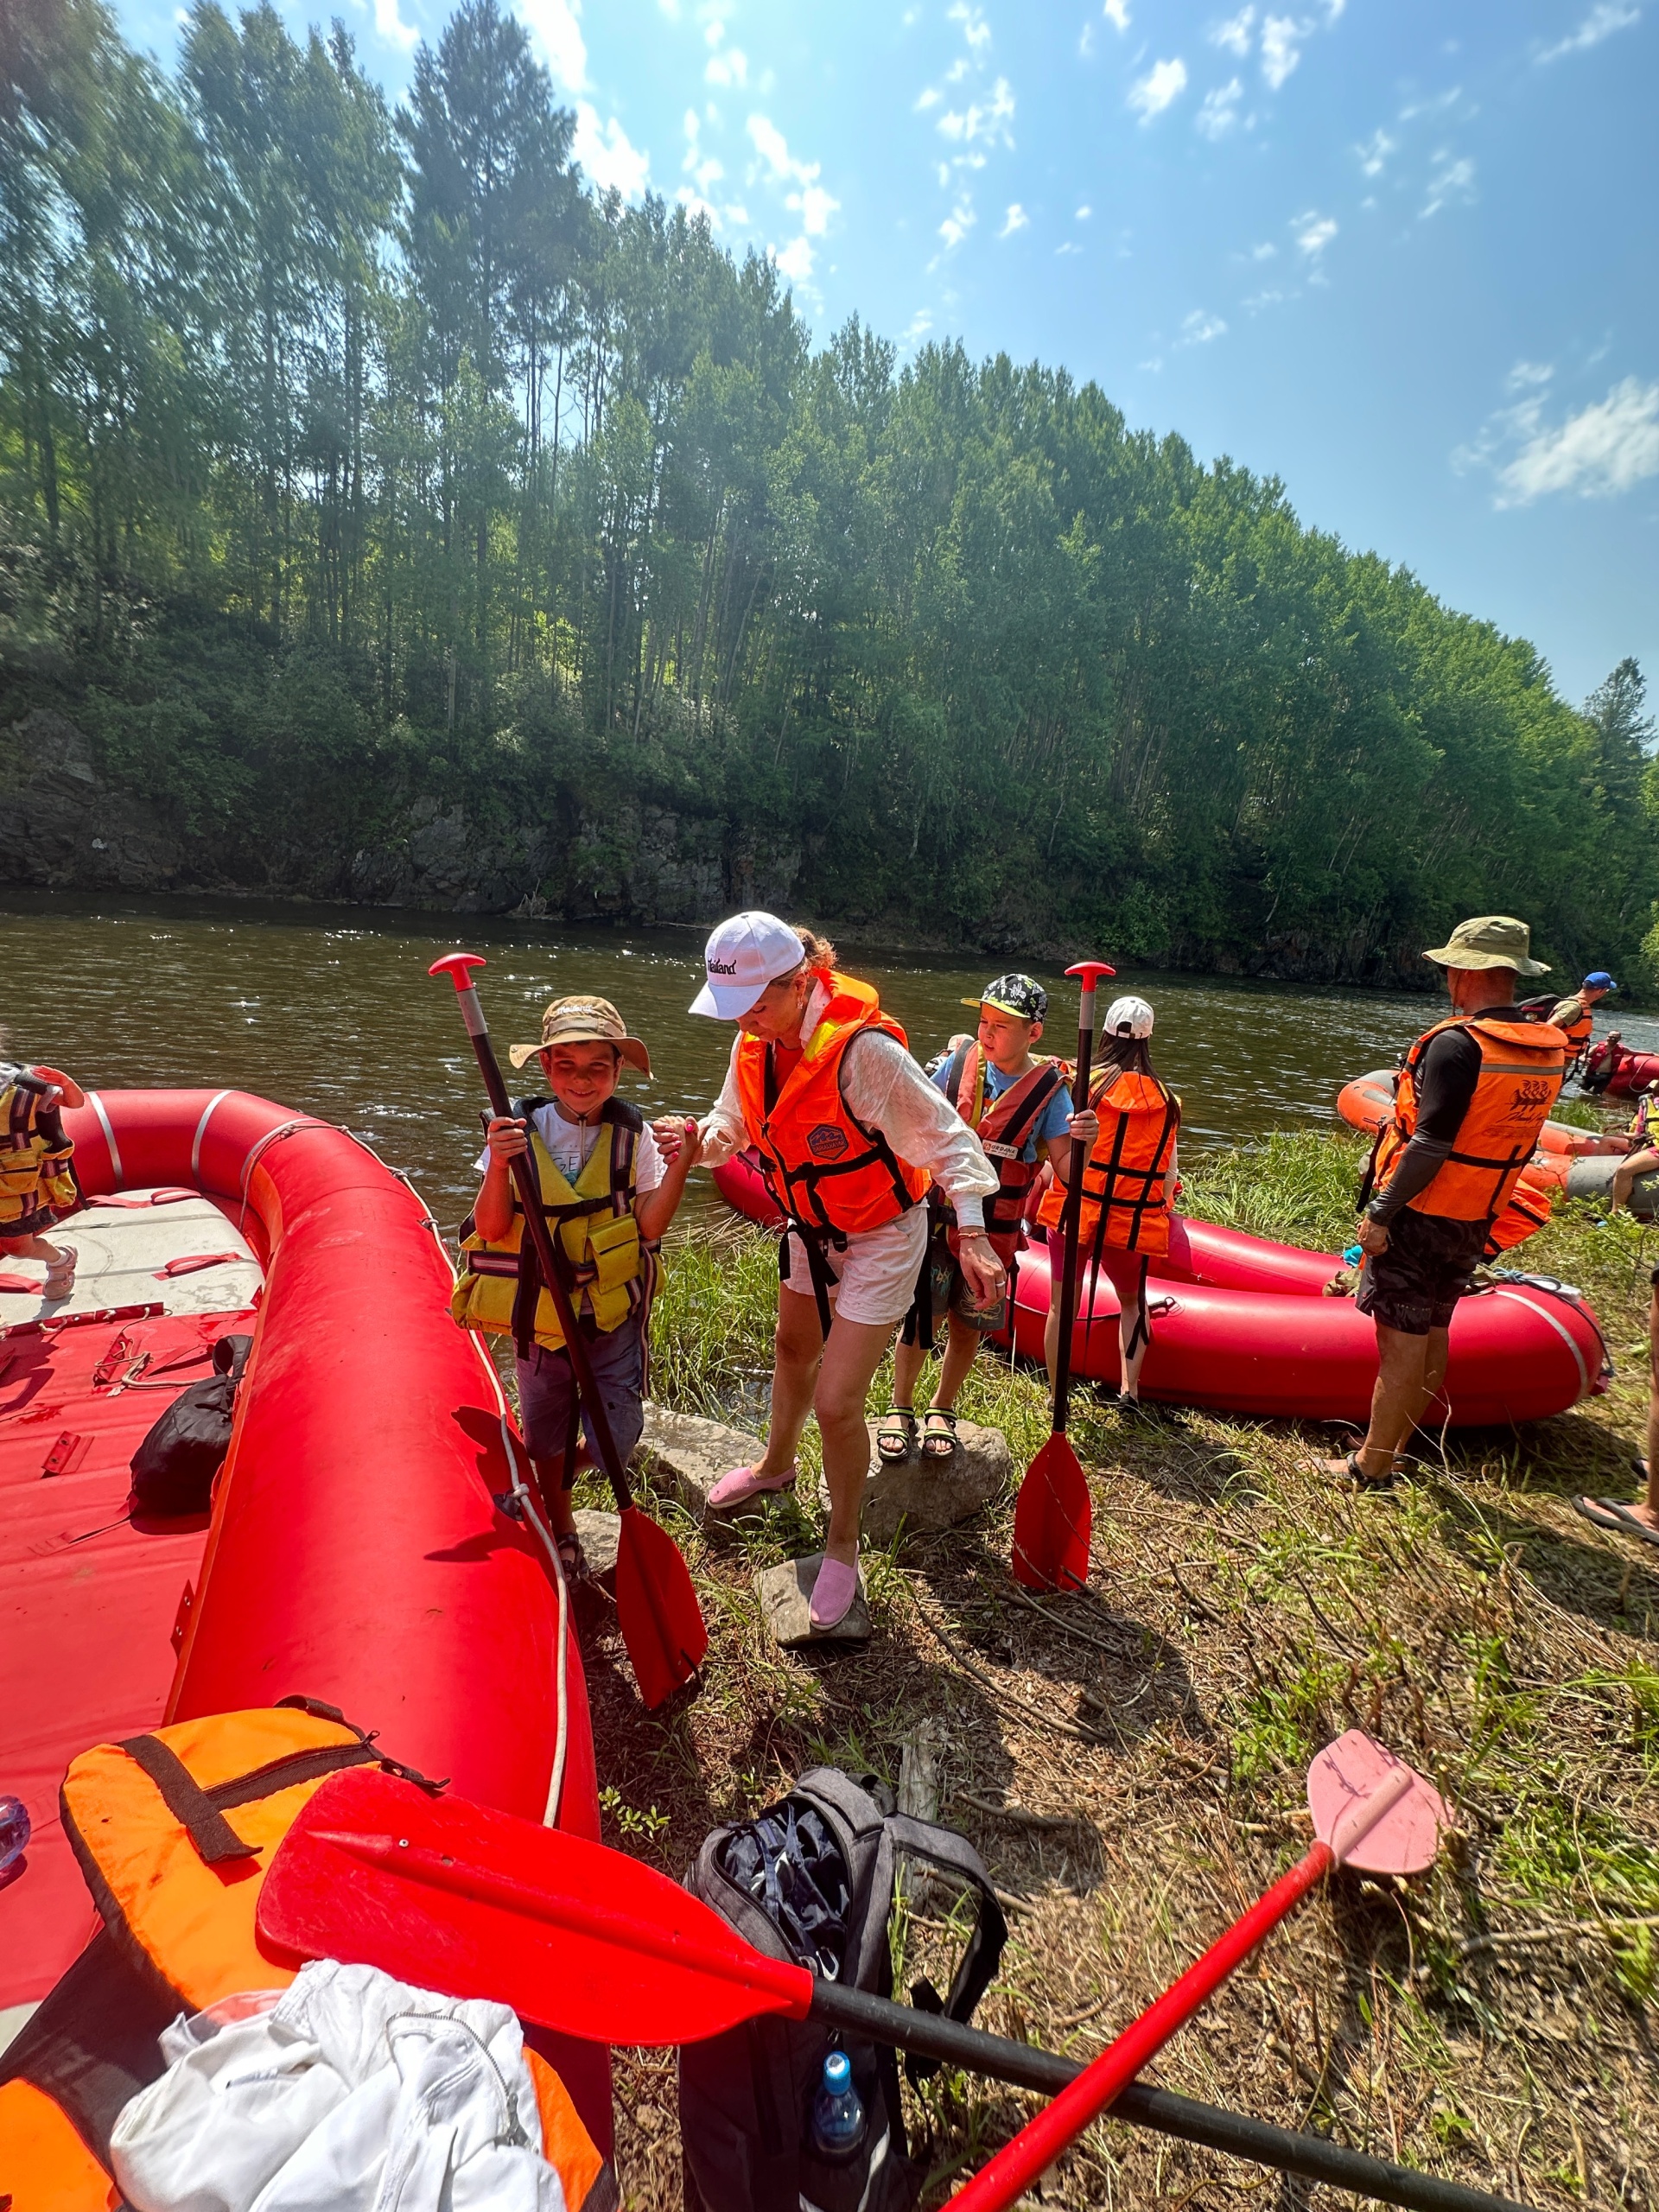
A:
[
  {"xmin": 690, "ymin": 912, "xmax": 808, "ymax": 1019},
  {"xmin": 1103, "ymin": 994, "xmax": 1154, "ymax": 1039}
]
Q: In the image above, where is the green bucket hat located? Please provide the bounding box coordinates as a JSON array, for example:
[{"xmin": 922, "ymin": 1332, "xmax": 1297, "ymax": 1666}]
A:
[{"xmin": 1421, "ymin": 915, "xmax": 1548, "ymax": 977}]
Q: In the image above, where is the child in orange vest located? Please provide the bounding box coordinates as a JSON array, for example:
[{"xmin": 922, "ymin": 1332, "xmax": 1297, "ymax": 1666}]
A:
[
  {"xmin": 1039, "ymin": 995, "xmax": 1179, "ymax": 1408},
  {"xmin": 0, "ymin": 1046, "xmax": 86, "ymax": 1303}
]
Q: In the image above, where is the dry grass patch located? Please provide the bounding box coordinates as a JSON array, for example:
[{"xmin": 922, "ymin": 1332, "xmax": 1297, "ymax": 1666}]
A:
[{"xmin": 566, "ymin": 1135, "xmax": 1657, "ymax": 2209}]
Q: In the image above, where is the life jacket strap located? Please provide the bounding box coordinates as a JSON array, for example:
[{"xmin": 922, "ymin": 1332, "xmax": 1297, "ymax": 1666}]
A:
[{"xmin": 113, "ymin": 1736, "xmax": 260, "ymax": 1865}]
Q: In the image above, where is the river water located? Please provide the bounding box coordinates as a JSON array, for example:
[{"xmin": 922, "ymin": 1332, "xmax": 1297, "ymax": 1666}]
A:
[{"xmin": 5, "ymin": 889, "xmax": 1651, "ymax": 1230}]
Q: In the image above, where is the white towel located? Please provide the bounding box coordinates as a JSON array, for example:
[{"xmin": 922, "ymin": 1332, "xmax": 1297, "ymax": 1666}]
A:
[{"xmin": 110, "ymin": 1959, "xmax": 566, "ymax": 2212}]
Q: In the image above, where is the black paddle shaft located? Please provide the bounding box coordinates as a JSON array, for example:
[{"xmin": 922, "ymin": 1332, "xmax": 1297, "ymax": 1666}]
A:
[
  {"xmin": 1051, "ymin": 978, "xmax": 1101, "ymax": 1437},
  {"xmin": 811, "ymin": 1982, "xmax": 1525, "ymax": 2212},
  {"xmin": 445, "ymin": 972, "xmax": 638, "ymax": 1516}
]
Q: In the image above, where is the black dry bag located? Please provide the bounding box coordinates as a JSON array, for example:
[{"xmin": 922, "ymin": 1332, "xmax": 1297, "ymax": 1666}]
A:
[
  {"xmin": 129, "ymin": 1333, "xmax": 252, "ymax": 1516},
  {"xmin": 678, "ymin": 1766, "xmax": 1007, "ymax": 2212}
]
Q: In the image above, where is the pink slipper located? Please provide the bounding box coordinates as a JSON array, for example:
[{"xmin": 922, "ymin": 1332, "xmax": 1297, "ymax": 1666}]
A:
[
  {"xmin": 707, "ymin": 1462, "xmax": 798, "ymax": 1511},
  {"xmin": 809, "ymin": 1554, "xmax": 861, "ymax": 1632}
]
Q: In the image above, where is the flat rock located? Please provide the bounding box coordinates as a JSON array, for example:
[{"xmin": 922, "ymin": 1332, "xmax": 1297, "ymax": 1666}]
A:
[
  {"xmin": 635, "ymin": 1402, "xmax": 766, "ymax": 1520},
  {"xmin": 570, "ymin": 1508, "xmax": 620, "ymax": 1586},
  {"xmin": 815, "ymin": 1420, "xmax": 1013, "ymax": 1547},
  {"xmin": 756, "ymin": 1554, "xmax": 871, "ymax": 1649}
]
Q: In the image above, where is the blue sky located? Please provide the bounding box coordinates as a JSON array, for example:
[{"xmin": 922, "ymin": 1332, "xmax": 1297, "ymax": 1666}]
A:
[{"xmin": 114, "ymin": 0, "xmax": 1657, "ymax": 708}]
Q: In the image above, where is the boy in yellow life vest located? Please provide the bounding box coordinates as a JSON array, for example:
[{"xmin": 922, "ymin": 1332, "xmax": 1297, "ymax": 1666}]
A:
[
  {"xmin": 886, "ymin": 973, "xmax": 1075, "ymax": 1459},
  {"xmin": 451, "ymin": 995, "xmax": 700, "ymax": 1579},
  {"xmin": 1, "ymin": 1045, "xmax": 86, "ymax": 1302}
]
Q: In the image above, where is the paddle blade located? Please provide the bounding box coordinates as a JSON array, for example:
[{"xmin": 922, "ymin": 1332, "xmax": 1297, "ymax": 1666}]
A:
[
  {"xmin": 1011, "ymin": 1434, "xmax": 1091, "ymax": 1592},
  {"xmin": 615, "ymin": 1504, "xmax": 708, "ymax": 1708},
  {"xmin": 258, "ymin": 1767, "xmax": 809, "ymax": 2046},
  {"xmin": 1306, "ymin": 1731, "xmax": 1452, "ymax": 1876}
]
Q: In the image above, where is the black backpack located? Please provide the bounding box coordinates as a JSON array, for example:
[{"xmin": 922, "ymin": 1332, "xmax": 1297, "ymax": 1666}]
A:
[
  {"xmin": 678, "ymin": 1767, "xmax": 1007, "ymax": 2212},
  {"xmin": 129, "ymin": 1334, "xmax": 252, "ymax": 1516}
]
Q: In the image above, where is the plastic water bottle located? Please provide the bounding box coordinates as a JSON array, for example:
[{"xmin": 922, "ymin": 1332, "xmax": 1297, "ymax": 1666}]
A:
[
  {"xmin": 810, "ymin": 2050, "xmax": 866, "ymax": 2162},
  {"xmin": 0, "ymin": 1796, "xmax": 29, "ymax": 1877}
]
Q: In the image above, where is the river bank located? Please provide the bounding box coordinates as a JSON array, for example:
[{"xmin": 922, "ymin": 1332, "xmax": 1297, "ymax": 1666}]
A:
[
  {"xmin": 8, "ymin": 707, "xmax": 1650, "ymax": 999},
  {"xmin": 585, "ymin": 1135, "xmax": 1659, "ymax": 2209}
]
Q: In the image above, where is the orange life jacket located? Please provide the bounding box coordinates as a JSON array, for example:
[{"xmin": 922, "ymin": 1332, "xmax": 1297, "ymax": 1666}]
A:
[
  {"xmin": 0, "ymin": 1701, "xmax": 611, "ymax": 2212},
  {"xmin": 734, "ymin": 971, "xmax": 929, "ymax": 1236},
  {"xmin": 1370, "ymin": 1014, "xmax": 1568, "ymax": 1225},
  {"xmin": 940, "ymin": 1045, "xmax": 1067, "ymax": 1236},
  {"xmin": 1483, "ymin": 1157, "xmax": 1554, "ymax": 1258},
  {"xmin": 1037, "ymin": 1065, "xmax": 1181, "ymax": 1258}
]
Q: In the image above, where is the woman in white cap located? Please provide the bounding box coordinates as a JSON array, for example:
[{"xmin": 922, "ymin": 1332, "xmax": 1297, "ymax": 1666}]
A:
[
  {"xmin": 1036, "ymin": 994, "xmax": 1179, "ymax": 1409},
  {"xmin": 686, "ymin": 913, "xmax": 1001, "ymax": 1630}
]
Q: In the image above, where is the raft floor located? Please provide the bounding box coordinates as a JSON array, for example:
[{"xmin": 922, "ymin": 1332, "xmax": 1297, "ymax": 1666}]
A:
[{"xmin": 0, "ymin": 1195, "xmax": 259, "ymax": 2018}]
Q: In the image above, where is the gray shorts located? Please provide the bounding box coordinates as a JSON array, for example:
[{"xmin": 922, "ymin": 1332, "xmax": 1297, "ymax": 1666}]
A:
[{"xmin": 515, "ymin": 1312, "xmax": 645, "ymax": 1484}]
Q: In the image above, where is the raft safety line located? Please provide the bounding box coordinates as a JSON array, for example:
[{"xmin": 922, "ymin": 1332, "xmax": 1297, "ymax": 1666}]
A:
[
  {"xmin": 191, "ymin": 1089, "xmax": 233, "ymax": 1183},
  {"xmin": 85, "ymin": 1090, "xmax": 124, "ymax": 1186},
  {"xmin": 1491, "ymin": 1287, "xmax": 1592, "ymax": 1400}
]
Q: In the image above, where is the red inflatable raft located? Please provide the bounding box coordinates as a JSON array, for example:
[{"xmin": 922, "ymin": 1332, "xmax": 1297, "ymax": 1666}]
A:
[
  {"xmin": 1583, "ymin": 1038, "xmax": 1659, "ymax": 1098},
  {"xmin": 710, "ymin": 1145, "xmax": 1607, "ymax": 1424},
  {"xmin": 0, "ymin": 1089, "xmax": 608, "ymax": 2139},
  {"xmin": 1336, "ymin": 1068, "xmax": 1624, "ymax": 1158}
]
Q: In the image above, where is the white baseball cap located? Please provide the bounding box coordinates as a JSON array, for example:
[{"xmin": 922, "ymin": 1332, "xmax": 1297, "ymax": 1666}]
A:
[
  {"xmin": 1103, "ymin": 994, "xmax": 1154, "ymax": 1039},
  {"xmin": 689, "ymin": 912, "xmax": 807, "ymax": 1019}
]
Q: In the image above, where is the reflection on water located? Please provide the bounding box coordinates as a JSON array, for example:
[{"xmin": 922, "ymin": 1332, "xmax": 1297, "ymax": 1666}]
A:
[{"xmin": 4, "ymin": 889, "xmax": 1649, "ymax": 1231}]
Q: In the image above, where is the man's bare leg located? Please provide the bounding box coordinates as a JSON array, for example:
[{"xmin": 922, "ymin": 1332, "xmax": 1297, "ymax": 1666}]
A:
[{"xmin": 1324, "ymin": 1323, "xmax": 1448, "ymax": 1484}]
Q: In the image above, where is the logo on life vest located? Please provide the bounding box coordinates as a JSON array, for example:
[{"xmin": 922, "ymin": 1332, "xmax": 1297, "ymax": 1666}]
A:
[
  {"xmin": 806, "ymin": 1123, "xmax": 849, "ymax": 1160},
  {"xmin": 1509, "ymin": 1079, "xmax": 1554, "ymax": 1115}
]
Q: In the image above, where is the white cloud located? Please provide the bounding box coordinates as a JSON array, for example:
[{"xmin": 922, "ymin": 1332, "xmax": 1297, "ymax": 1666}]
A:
[
  {"xmin": 1244, "ymin": 287, "xmax": 1287, "ymax": 310},
  {"xmin": 1249, "ymin": 239, "xmax": 1277, "ymax": 258},
  {"xmin": 1076, "ymin": 203, "xmax": 1092, "ymax": 218},
  {"xmin": 518, "ymin": 0, "xmax": 588, "ymax": 92},
  {"xmin": 1260, "ymin": 13, "xmax": 1304, "ymax": 86},
  {"xmin": 1129, "ymin": 56, "xmax": 1188, "ymax": 120},
  {"xmin": 1507, "ymin": 360, "xmax": 1555, "ymax": 393},
  {"xmin": 902, "ymin": 308, "xmax": 934, "ymax": 349},
  {"xmin": 1355, "ymin": 127, "xmax": 1396, "ymax": 176},
  {"xmin": 1211, "ymin": 5, "xmax": 1255, "ymax": 55},
  {"xmin": 1496, "ymin": 378, "xmax": 1659, "ymax": 505},
  {"xmin": 939, "ymin": 196, "xmax": 976, "ymax": 250},
  {"xmin": 706, "ymin": 45, "xmax": 748, "ymax": 87},
  {"xmin": 1056, "ymin": 239, "xmax": 1083, "ymax": 255},
  {"xmin": 949, "ymin": 1, "xmax": 993, "ymax": 57},
  {"xmin": 916, "ymin": 86, "xmax": 942, "ymax": 110},
  {"xmin": 1537, "ymin": 3, "xmax": 1641, "ymax": 64},
  {"xmin": 998, "ymin": 202, "xmax": 1028, "ymax": 237},
  {"xmin": 1421, "ymin": 151, "xmax": 1475, "ymax": 217},
  {"xmin": 369, "ymin": 0, "xmax": 419, "ymax": 53},
  {"xmin": 774, "ymin": 236, "xmax": 815, "ymax": 283},
  {"xmin": 746, "ymin": 116, "xmax": 840, "ymax": 241},
  {"xmin": 1103, "ymin": 0, "xmax": 1132, "ymax": 27},
  {"xmin": 1180, "ymin": 308, "xmax": 1228, "ymax": 344},
  {"xmin": 938, "ymin": 76, "xmax": 1016, "ymax": 147},
  {"xmin": 1196, "ymin": 77, "xmax": 1243, "ymax": 136},
  {"xmin": 1293, "ymin": 209, "xmax": 1337, "ymax": 257},
  {"xmin": 575, "ymin": 105, "xmax": 650, "ymax": 197}
]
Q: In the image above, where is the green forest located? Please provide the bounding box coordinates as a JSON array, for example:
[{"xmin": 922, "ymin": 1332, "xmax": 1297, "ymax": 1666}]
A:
[{"xmin": 3, "ymin": 0, "xmax": 1656, "ymax": 982}]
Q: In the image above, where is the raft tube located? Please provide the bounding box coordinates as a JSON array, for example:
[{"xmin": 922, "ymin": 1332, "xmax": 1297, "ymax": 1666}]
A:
[
  {"xmin": 1337, "ymin": 1068, "xmax": 1624, "ymax": 1158},
  {"xmin": 56, "ymin": 1089, "xmax": 610, "ymax": 2137},
  {"xmin": 713, "ymin": 1145, "xmax": 785, "ymax": 1226},
  {"xmin": 714, "ymin": 1142, "xmax": 1607, "ymax": 1423},
  {"xmin": 1583, "ymin": 1039, "xmax": 1659, "ymax": 1098},
  {"xmin": 1003, "ymin": 1222, "xmax": 1606, "ymax": 1426}
]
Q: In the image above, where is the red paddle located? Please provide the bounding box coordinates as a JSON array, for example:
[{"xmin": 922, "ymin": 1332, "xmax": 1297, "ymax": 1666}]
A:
[
  {"xmin": 946, "ymin": 1731, "xmax": 1452, "ymax": 2212},
  {"xmin": 1012, "ymin": 957, "xmax": 1115, "ymax": 1592},
  {"xmin": 257, "ymin": 1763, "xmax": 1510, "ymax": 2212},
  {"xmin": 429, "ymin": 951, "xmax": 707, "ymax": 1708}
]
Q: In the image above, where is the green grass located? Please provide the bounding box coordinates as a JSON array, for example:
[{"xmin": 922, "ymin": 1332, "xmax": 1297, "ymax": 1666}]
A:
[
  {"xmin": 1550, "ymin": 1093, "xmax": 1609, "ymax": 1130},
  {"xmin": 1181, "ymin": 1126, "xmax": 1368, "ymax": 1250}
]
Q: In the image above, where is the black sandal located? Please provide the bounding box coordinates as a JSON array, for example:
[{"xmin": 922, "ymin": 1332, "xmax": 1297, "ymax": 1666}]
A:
[
  {"xmin": 876, "ymin": 1407, "xmax": 917, "ymax": 1462},
  {"xmin": 921, "ymin": 1408, "xmax": 959, "ymax": 1459},
  {"xmin": 555, "ymin": 1529, "xmax": 594, "ymax": 1584},
  {"xmin": 1339, "ymin": 1449, "xmax": 1396, "ymax": 1492}
]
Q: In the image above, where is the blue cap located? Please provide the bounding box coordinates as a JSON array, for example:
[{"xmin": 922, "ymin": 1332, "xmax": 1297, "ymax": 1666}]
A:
[
  {"xmin": 823, "ymin": 2050, "xmax": 851, "ymax": 2092},
  {"xmin": 1584, "ymin": 971, "xmax": 1616, "ymax": 989}
]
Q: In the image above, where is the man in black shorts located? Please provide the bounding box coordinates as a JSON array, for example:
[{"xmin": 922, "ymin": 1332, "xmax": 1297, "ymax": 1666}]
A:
[{"xmin": 1325, "ymin": 916, "xmax": 1568, "ymax": 1489}]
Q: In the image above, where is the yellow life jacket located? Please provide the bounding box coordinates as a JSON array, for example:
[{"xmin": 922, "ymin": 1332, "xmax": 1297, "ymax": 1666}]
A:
[
  {"xmin": 1, "ymin": 1070, "xmax": 79, "ymax": 1230},
  {"xmin": 0, "ymin": 1700, "xmax": 611, "ymax": 2212},
  {"xmin": 451, "ymin": 1099, "xmax": 652, "ymax": 1356}
]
